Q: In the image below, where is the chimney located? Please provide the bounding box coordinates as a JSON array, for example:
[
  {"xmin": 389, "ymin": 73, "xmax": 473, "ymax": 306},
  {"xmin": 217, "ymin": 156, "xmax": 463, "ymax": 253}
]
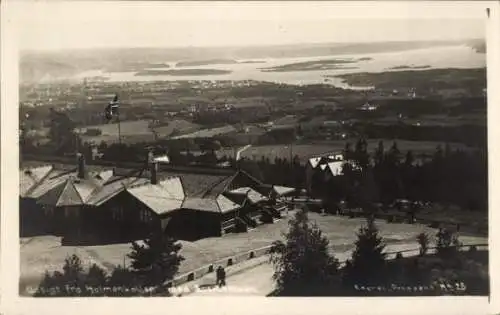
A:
[
  {"xmin": 77, "ymin": 153, "xmax": 85, "ymax": 179},
  {"xmin": 151, "ymin": 161, "xmax": 158, "ymax": 185}
]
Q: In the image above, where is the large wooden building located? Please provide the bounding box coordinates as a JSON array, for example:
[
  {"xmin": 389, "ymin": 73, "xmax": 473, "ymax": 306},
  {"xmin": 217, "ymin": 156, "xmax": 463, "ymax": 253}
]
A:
[
  {"xmin": 305, "ymin": 153, "xmax": 344, "ymax": 195},
  {"xmin": 20, "ymin": 154, "xmax": 295, "ymax": 243}
]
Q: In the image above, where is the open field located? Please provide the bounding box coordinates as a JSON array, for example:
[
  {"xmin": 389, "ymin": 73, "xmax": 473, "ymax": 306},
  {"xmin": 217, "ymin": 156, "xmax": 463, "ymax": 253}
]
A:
[
  {"xmin": 76, "ymin": 120, "xmax": 152, "ymax": 137},
  {"xmin": 171, "ymin": 125, "xmax": 237, "ymax": 139},
  {"xmin": 216, "ymin": 140, "xmax": 471, "ymax": 162},
  {"xmin": 372, "ymin": 113, "xmax": 487, "ymax": 127},
  {"xmin": 76, "ymin": 119, "xmax": 201, "ymax": 144},
  {"xmin": 19, "ymin": 211, "xmax": 487, "ymax": 295}
]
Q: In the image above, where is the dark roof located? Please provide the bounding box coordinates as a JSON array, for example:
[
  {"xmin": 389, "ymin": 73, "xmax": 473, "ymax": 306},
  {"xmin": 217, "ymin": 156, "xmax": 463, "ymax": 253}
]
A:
[
  {"xmin": 225, "ymin": 170, "xmax": 264, "ymax": 192},
  {"xmin": 86, "ymin": 176, "xmax": 149, "ymax": 206},
  {"xmin": 200, "ymin": 175, "xmax": 235, "ymax": 198}
]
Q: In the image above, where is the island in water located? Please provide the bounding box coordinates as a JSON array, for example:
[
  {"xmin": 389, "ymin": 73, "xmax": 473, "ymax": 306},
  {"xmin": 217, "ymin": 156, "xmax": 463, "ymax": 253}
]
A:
[
  {"xmin": 260, "ymin": 58, "xmax": 362, "ymax": 72},
  {"xmin": 135, "ymin": 69, "xmax": 232, "ymax": 76},
  {"xmin": 175, "ymin": 59, "xmax": 240, "ymax": 67},
  {"xmin": 331, "ymin": 68, "xmax": 486, "ymax": 90},
  {"xmin": 389, "ymin": 65, "xmax": 431, "ymax": 70}
]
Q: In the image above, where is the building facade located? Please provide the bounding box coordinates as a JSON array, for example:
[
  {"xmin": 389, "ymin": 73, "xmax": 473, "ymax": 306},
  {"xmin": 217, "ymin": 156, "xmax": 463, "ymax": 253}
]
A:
[{"xmin": 20, "ymin": 155, "xmax": 295, "ymax": 243}]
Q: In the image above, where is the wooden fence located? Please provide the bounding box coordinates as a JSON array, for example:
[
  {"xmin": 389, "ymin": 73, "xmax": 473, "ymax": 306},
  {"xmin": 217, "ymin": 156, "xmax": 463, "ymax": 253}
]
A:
[{"xmin": 164, "ymin": 242, "xmax": 488, "ymax": 289}]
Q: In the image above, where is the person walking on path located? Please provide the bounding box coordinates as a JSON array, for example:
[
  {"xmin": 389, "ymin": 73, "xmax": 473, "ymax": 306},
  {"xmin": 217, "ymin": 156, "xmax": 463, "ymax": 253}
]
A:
[
  {"xmin": 215, "ymin": 266, "xmax": 223, "ymax": 287},
  {"xmin": 219, "ymin": 267, "xmax": 227, "ymax": 287}
]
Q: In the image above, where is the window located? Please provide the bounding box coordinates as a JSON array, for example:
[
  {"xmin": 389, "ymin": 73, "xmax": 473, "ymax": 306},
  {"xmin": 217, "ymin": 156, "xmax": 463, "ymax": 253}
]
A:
[
  {"xmin": 112, "ymin": 205, "xmax": 124, "ymax": 221},
  {"xmin": 140, "ymin": 209, "xmax": 153, "ymax": 223},
  {"xmin": 43, "ymin": 205, "xmax": 54, "ymax": 217}
]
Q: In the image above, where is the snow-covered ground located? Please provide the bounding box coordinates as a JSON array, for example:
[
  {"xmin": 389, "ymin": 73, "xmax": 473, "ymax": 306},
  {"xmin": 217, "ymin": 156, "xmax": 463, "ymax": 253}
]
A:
[
  {"xmin": 19, "ymin": 212, "xmax": 487, "ymax": 295},
  {"xmin": 185, "ymin": 240, "xmax": 487, "ymax": 297}
]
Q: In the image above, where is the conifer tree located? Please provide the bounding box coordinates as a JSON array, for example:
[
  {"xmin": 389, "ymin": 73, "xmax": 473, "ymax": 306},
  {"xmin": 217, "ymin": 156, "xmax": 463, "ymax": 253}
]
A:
[
  {"xmin": 108, "ymin": 265, "xmax": 138, "ymax": 288},
  {"xmin": 416, "ymin": 232, "xmax": 430, "ymax": 256},
  {"xmin": 128, "ymin": 231, "xmax": 184, "ymax": 287},
  {"xmin": 62, "ymin": 254, "xmax": 85, "ymax": 288},
  {"xmin": 354, "ymin": 138, "xmax": 370, "ymax": 170},
  {"xmin": 85, "ymin": 264, "xmax": 107, "ymax": 287},
  {"xmin": 270, "ymin": 209, "xmax": 340, "ymax": 295},
  {"xmin": 436, "ymin": 228, "xmax": 461, "ymax": 258},
  {"xmin": 343, "ymin": 218, "xmax": 387, "ymax": 288},
  {"xmin": 374, "ymin": 140, "xmax": 385, "ymax": 166},
  {"xmin": 404, "ymin": 150, "xmax": 415, "ymax": 167}
]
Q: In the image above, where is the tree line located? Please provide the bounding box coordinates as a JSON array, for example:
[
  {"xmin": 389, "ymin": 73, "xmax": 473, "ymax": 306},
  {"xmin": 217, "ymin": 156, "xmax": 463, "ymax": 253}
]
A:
[
  {"xmin": 317, "ymin": 139, "xmax": 487, "ymax": 214},
  {"xmin": 35, "ymin": 232, "xmax": 184, "ymax": 297},
  {"xmin": 269, "ymin": 209, "xmax": 487, "ymax": 296}
]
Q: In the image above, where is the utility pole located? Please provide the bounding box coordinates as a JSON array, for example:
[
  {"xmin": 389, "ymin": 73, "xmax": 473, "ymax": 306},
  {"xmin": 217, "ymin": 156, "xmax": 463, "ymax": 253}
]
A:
[{"xmin": 118, "ymin": 110, "xmax": 122, "ymax": 145}]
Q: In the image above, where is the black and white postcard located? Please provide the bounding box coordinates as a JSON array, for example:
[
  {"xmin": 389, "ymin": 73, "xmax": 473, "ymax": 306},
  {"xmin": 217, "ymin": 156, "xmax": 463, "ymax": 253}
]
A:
[{"xmin": 1, "ymin": 1, "xmax": 499, "ymax": 315}]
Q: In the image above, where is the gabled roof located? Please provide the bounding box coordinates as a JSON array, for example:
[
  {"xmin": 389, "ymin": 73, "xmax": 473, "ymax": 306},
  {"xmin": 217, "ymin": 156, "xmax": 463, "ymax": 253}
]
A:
[
  {"xmin": 225, "ymin": 170, "xmax": 264, "ymax": 192},
  {"xmin": 272, "ymin": 185, "xmax": 295, "ymax": 196},
  {"xmin": 308, "ymin": 157, "xmax": 322, "ymax": 168},
  {"xmin": 72, "ymin": 172, "xmax": 107, "ymax": 202},
  {"xmin": 85, "ymin": 176, "xmax": 148, "ymax": 206},
  {"xmin": 28, "ymin": 169, "xmax": 76, "ymax": 199},
  {"xmin": 37, "ymin": 178, "xmax": 84, "ymax": 207},
  {"xmin": 326, "ymin": 161, "xmax": 344, "ymax": 177},
  {"xmin": 216, "ymin": 195, "xmax": 240, "ymax": 213},
  {"xmin": 56, "ymin": 179, "xmax": 85, "ymax": 206},
  {"xmin": 20, "ymin": 165, "xmax": 53, "ymax": 197},
  {"xmin": 20, "ymin": 160, "xmax": 274, "ymax": 216},
  {"xmin": 181, "ymin": 195, "xmax": 239, "ymax": 214},
  {"xmin": 152, "ymin": 171, "xmax": 231, "ymax": 197},
  {"xmin": 29, "ymin": 166, "xmax": 115, "ymax": 206},
  {"xmin": 308, "ymin": 152, "xmax": 343, "ymax": 169},
  {"xmin": 226, "ymin": 186, "xmax": 267, "ymax": 205},
  {"xmin": 126, "ymin": 177, "xmax": 185, "ymax": 216},
  {"xmin": 200, "ymin": 175, "xmax": 235, "ymax": 198}
]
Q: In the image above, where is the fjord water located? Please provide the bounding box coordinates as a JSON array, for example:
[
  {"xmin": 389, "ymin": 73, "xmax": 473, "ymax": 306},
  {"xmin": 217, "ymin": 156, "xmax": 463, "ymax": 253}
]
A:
[{"xmin": 73, "ymin": 45, "xmax": 485, "ymax": 89}]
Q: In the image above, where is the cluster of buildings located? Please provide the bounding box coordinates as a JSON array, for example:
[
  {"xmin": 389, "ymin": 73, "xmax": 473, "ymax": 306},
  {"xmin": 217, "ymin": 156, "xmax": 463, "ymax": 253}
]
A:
[
  {"xmin": 358, "ymin": 102, "xmax": 378, "ymax": 111},
  {"xmin": 20, "ymin": 153, "xmax": 295, "ymax": 243},
  {"xmin": 305, "ymin": 153, "xmax": 349, "ymax": 194}
]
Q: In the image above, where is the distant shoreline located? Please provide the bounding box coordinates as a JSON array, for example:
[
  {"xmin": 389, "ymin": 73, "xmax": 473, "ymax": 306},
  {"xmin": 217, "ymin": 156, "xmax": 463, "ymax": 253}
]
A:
[
  {"xmin": 389, "ymin": 65, "xmax": 431, "ymax": 70},
  {"xmin": 175, "ymin": 59, "xmax": 266, "ymax": 67},
  {"xmin": 332, "ymin": 67, "xmax": 486, "ymax": 90},
  {"xmin": 260, "ymin": 58, "xmax": 368, "ymax": 73},
  {"xmin": 135, "ymin": 69, "xmax": 232, "ymax": 76}
]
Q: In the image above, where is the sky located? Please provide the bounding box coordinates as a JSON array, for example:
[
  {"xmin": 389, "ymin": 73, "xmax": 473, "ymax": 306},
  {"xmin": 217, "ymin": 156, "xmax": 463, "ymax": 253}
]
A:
[{"xmin": 9, "ymin": 1, "xmax": 488, "ymax": 51}]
